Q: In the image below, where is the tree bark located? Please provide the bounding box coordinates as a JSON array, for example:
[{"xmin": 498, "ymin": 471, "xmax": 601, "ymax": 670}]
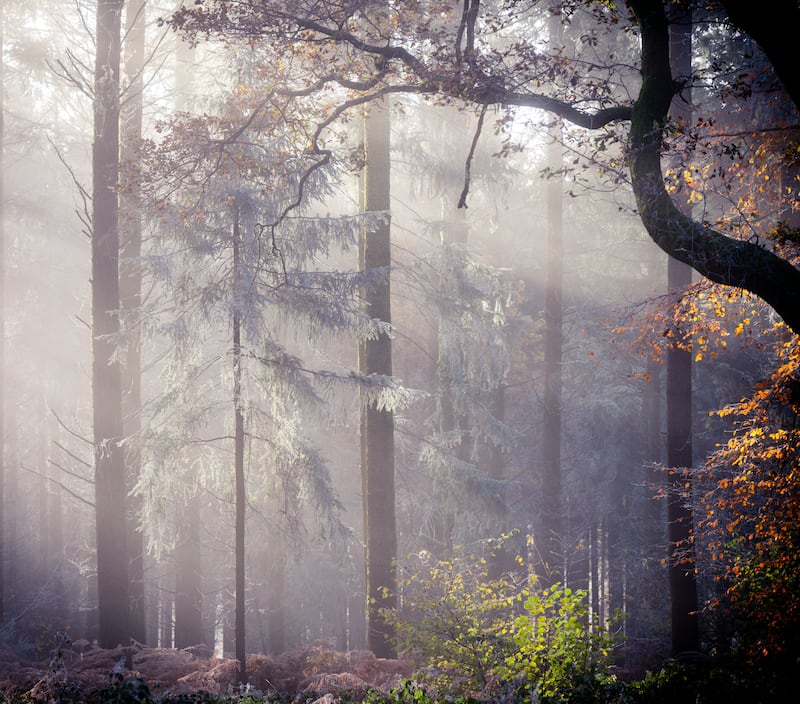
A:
[
  {"xmin": 121, "ymin": 0, "xmax": 147, "ymax": 646},
  {"xmin": 541, "ymin": 107, "xmax": 564, "ymax": 585},
  {"xmin": 92, "ymin": 0, "xmax": 130, "ymax": 649},
  {"xmin": 0, "ymin": 1, "xmax": 5, "ymax": 626},
  {"xmin": 663, "ymin": 11, "xmax": 699, "ymax": 655},
  {"xmin": 232, "ymin": 206, "xmax": 247, "ymax": 681},
  {"xmin": 360, "ymin": 102, "xmax": 397, "ymax": 658},
  {"xmin": 627, "ymin": 0, "xmax": 800, "ymax": 335}
]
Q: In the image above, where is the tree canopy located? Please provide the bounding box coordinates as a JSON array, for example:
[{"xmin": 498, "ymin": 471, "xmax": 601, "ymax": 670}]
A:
[{"xmin": 169, "ymin": 0, "xmax": 800, "ymax": 332}]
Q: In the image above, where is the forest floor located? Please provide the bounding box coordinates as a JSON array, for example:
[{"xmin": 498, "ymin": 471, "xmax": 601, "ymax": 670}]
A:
[{"xmin": 0, "ymin": 641, "xmax": 413, "ymax": 702}]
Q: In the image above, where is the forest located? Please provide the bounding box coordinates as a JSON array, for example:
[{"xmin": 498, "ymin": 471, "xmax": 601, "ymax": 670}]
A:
[{"xmin": 1, "ymin": 1, "xmax": 799, "ymax": 702}]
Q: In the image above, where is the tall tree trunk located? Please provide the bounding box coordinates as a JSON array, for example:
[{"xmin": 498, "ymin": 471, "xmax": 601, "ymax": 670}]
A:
[
  {"xmin": 542, "ymin": 38, "xmax": 564, "ymax": 583},
  {"xmin": 0, "ymin": 1, "xmax": 5, "ymax": 626},
  {"xmin": 665, "ymin": 14, "xmax": 699, "ymax": 655},
  {"xmin": 92, "ymin": 0, "xmax": 130, "ymax": 649},
  {"xmin": 360, "ymin": 102, "xmax": 397, "ymax": 658},
  {"xmin": 170, "ymin": 6, "xmax": 206, "ymax": 653},
  {"xmin": 232, "ymin": 206, "xmax": 247, "ymax": 681},
  {"xmin": 435, "ymin": 203, "xmax": 468, "ymax": 552},
  {"xmin": 121, "ymin": 0, "xmax": 147, "ymax": 645},
  {"xmin": 47, "ymin": 410, "xmax": 65, "ymax": 627}
]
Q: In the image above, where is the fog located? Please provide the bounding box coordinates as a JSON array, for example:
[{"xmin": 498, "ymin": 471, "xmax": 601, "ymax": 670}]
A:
[{"xmin": 0, "ymin": 0, "xmax": 785, "ymax": 688}]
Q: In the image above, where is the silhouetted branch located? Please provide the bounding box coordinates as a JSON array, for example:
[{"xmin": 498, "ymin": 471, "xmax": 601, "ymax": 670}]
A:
[{"xmin": 458, "ymin": 104, "xmax": 487, "ymax": 209}]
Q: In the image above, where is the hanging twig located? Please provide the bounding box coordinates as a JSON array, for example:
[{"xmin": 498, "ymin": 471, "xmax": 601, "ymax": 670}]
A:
[{"xmin": 458, "ymin": 104, "xmax": 488, "ymax": 209}]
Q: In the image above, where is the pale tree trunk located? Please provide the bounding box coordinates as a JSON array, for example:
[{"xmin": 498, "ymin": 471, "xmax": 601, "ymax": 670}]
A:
[
  {"xmin": 92, "ymin": 0, "xmax": 130, "ymax": 648},
  {"xmin": 232, "ymin": 206, "xmax": 247, "ymax": 680},
  {"xmin": 174, "ymin": 495, "xmax": 203, "ymax": 648},
  {"xmin": 121, "ymin": 0, "xmax": 147, "ymax": 645},
  {"xmin": 0, "ymin": 2, "xmax": 5, "ymax": 626},
  {"xmin": 265, "ymin": 536, "xmax": 286, "ymax": 653},
  {"xmin": 665, "ymin": 14, "xmax": 699, "ymax": 655},
  {"xmin": 171, "ymin": 9, "xmax": 205, "ymax": 650},
  {"xmin": 541, "ymin": 16, "xmax": 564, "ymax": 583},
  {"xmin": 435, "ymin": 202, "xmax": 467, "ymax": 552},
  {"xmin": 47, "ymin": 409, "xmax": 65, "ymax": 626},
  {"xmin": 360, "ymin": 102, "xmax": 397, "ymax": 658}
]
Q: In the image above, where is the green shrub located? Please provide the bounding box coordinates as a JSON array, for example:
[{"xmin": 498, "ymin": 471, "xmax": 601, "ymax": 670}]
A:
[
  {"xmin": 501, "ymin": 585, "xmax": 617, "ymax": 703},
  {"xmin": 390, "ymin": 538, "xmax": 621, "ymax": 702}
]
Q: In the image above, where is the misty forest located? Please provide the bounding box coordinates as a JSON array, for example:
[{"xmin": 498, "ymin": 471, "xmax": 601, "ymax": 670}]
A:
[{"xmin": 1, "ymin": 1, "xmax": 800, "ymax": 703}]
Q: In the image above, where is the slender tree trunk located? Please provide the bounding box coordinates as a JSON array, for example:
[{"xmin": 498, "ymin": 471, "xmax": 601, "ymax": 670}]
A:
[
  {"xmin": 169, "ymin": 7, "xmax": 206, "ymax": 653},
  {"xmin": 0, "ymin": 3, "xmax": 5, "ymax": 625},
  {"xmin": 265, "ymin": 537, "xmax": 286, "ymax": 653},
  {"xmin": 47, "ymin": 410, "xmax": 65, "ymax": 626},
  {"xmin": 93, "ymin": 0, "xmax": 130, "ymax": 649},
  {"xmin": 360, "ymin": 102, "xmax": 397, "ymax": 658},
  {"xmin": 665, "ymin": 15, "xmax": 699, "ymax": 656},
  {"xmin": 435, "ymin": 203, "xmax": 468, "ymax": 552},
  {"xmin": 121, "ymin": 0, "xmax": 147, "ymax": 645},
  {"xmin": 542, "ymin": 45, "xmax": 564, "ymax": 583},
  {"xmin": 232, "ymin": 206, "xmax": 247, "ymax": 681}
]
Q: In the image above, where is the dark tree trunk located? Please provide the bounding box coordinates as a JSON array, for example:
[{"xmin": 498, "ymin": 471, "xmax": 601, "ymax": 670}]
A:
[
  {"xmin": 627, "ymin": 0, "xmax": 800, "ymax": 335},
  {"xmin": 121, "ymin": 0, "xmax": 147, "ymax": 646},
  {"xmin": 664, "ymin": 16, "xmax": 699, "ymax": 656},
  {"xmin": 360, "ymin": 102, "xmax": 397, "ymax": 659},
  {"xmin": 92, "ymin": 0, "xmax": 130, "ymax": 649},
  {"xmin": 666, "ymin": 261, "xmax": 699, "ymax": 654},
  {"xmin": 232, "ymin": 206, "xmax": 247, "ymax": 681}
]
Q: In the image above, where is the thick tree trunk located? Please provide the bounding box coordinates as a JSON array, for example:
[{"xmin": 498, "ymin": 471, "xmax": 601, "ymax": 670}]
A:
[
  {"xmin": 664, "ymin": 14, "xmax": 699, "ymax": 656},
  {"xmin": 92, "ymin": 0, "xmax": 130, "ymax": 649},
  {"xmin": 627, "ymin": 0, "xmax": 800, "ymax": 335},
  {"xmin": 666, "ymin": 261, "xmax": 699, "ymax": 654},
  {"xmin": 121, "ymin": 0, "xmax": 147, "ymax": 646},
  {"xmin": 360, "ymin": 102, "xmax": 397, "ymax": 658},
  {"xmin": 232, "ymin": 207, "xmax": 247, "ymax": 681}
]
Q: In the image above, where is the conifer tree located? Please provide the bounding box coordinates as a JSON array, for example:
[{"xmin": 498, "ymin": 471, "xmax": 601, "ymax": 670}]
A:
[{"xmin": 92, "ymin": 0, "xmax": 130, "ymax": 648}]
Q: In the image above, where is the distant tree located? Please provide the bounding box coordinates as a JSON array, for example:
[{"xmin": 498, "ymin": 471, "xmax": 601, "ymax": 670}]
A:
[
  {"xmin": 541, "ymin": 12, "xmax": 565, "ymax": 585},
  {"xmin": 92, "ymin": 0, "xmax": 130, "ymax": 649},
  {"xmin": 0, "ymin": 0, "xmax": 6, "ymax": 627},
  {"xmin": 136, "ymin": 60, "xmax": 391, "ymax": 670}
]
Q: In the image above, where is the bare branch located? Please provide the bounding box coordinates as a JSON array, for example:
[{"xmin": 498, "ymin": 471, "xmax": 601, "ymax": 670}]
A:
[
  {"xmin": 20, "ymin": 463, "xmax": 94, "ymax": 509},
  {"xmin": 458, "ymin": 104, "xmax": 488, "ymax": 209},
  {"xmin": 51, "ymin": 408, "xmax": 93, "ymax": 447}
]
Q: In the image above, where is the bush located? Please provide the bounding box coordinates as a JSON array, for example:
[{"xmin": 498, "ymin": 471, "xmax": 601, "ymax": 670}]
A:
[
  {"xmin": 390, "ymin": 538, "xmax": 621, "ymax": 703},
  {"xmin": 501, "ymin": 585, "xmax": 617, "ymax": 703}
]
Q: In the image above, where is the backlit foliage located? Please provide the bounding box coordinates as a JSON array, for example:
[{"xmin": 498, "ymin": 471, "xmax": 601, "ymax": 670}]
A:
[
  {"xmin": 698, "ymin": 329, "xmax": 800, "ymax": 663},
  {"xmin": 390, "ymin": 539, "xmax": 619, "ymax": 702}
]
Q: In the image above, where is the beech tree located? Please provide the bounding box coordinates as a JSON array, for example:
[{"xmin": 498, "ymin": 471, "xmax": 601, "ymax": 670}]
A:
[{"xmin": 169, "ymin": 0, "xmax": 800, "ymax": 333}]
